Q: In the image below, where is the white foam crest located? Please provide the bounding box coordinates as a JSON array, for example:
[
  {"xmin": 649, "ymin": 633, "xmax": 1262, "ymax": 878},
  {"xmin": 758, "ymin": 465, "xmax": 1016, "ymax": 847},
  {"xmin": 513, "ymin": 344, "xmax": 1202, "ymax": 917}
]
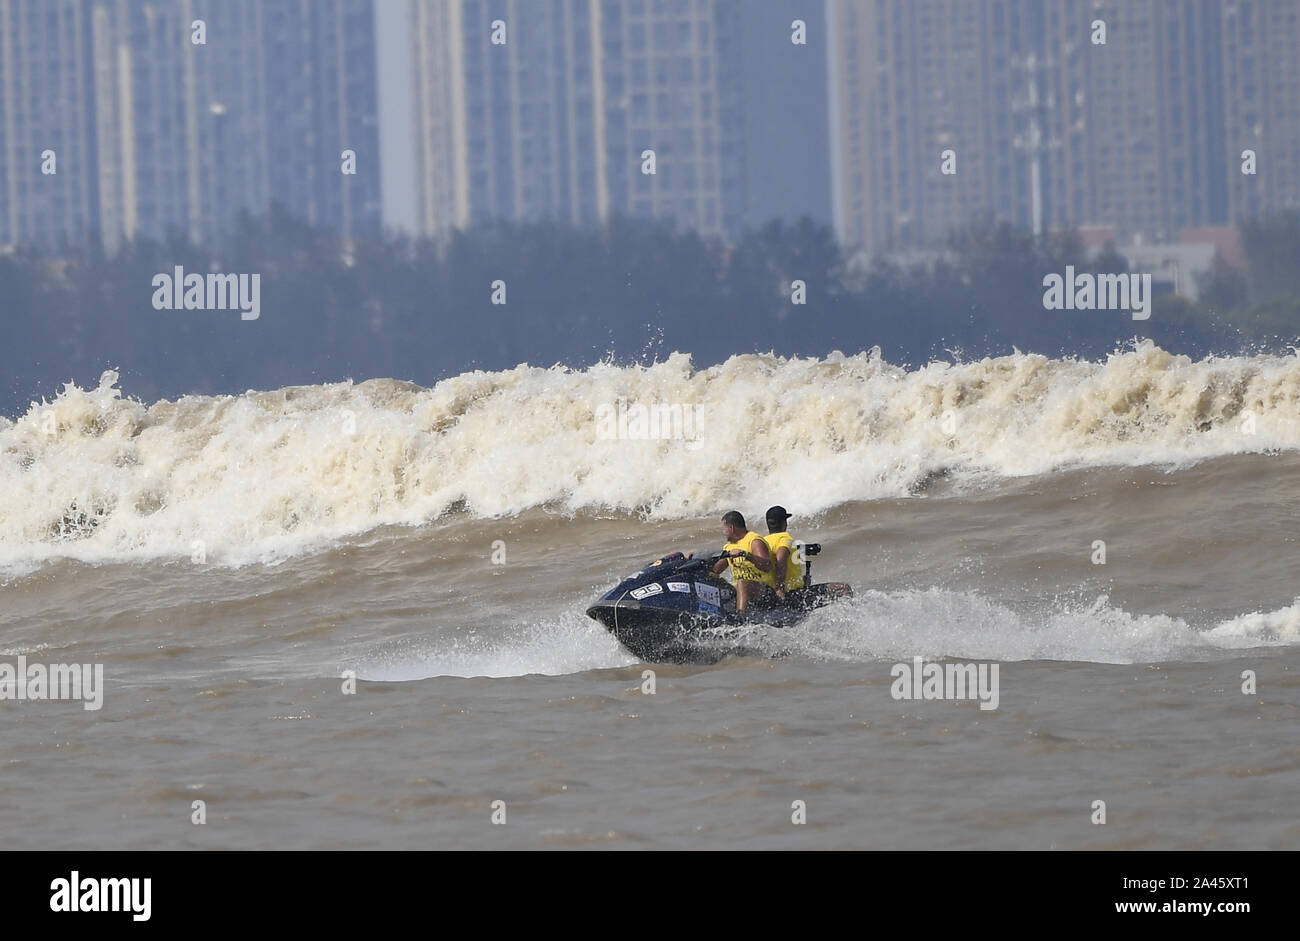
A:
[
  {"xmin": 1202, "ymin": 599, "xmax": 1300, "ymax": 647},
  {"xmin": 4, "ymin": 344, "xmax": 1300, "ymax": 570},
  {"xmin": 354, "ymin": 611, "xmax": 634, "ymax": 680},
  {"xmin": 743, "ymin": 590, "xmax": 1300, "ymax": 665}
]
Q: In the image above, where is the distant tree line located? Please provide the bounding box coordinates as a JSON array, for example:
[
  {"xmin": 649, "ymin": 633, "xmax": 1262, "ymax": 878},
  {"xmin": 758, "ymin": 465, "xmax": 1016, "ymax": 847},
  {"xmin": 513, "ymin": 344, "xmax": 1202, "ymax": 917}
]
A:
[{"xmin": 2, "ymin": 206, "xmax": 1298, "ymax": 416}]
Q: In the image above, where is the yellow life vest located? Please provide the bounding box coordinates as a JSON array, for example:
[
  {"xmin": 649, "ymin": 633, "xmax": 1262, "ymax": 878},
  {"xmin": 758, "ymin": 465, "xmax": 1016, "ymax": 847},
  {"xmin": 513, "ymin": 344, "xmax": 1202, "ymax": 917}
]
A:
[
  {"xmin": 763, "ymin": 531, "xmax": 806, "ymax": 590},
  {"xmin": 723, "ymin": 530, "xmax": 776, "ymax": 587}
]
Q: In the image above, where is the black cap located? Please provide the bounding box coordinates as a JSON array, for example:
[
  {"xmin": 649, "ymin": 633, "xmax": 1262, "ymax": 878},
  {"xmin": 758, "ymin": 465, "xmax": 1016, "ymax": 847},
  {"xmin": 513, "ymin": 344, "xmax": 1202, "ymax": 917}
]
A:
[{"xmin": 766, "ymin": 506, "xmax": 792, "ymax": 526}]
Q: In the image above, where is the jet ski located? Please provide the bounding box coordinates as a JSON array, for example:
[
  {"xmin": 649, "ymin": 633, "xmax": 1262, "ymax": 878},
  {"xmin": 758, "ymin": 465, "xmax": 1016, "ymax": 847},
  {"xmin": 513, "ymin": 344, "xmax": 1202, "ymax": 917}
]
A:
[{"xmin": 586, "ymin": 545, "xmax": 852, "ymax": 663}]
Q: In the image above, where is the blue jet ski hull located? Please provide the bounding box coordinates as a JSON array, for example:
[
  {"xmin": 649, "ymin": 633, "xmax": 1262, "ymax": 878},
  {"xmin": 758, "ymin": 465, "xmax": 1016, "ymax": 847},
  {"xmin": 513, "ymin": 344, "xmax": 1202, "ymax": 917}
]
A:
[{"xmin": 586, "ymin": 553, "xmax": 849, "ymax": 663}]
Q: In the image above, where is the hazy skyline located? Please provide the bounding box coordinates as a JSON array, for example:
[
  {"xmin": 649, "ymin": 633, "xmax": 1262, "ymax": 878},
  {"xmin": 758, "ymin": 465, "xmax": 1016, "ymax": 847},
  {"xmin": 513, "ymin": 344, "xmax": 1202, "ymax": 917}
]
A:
[
  {"xmin": 232, "ymin": 0, "xmax": 1300, "ymax": 247},
  {"xmin": 3, "ymin": 1, "xmax": 1296, "ymax": 253}
]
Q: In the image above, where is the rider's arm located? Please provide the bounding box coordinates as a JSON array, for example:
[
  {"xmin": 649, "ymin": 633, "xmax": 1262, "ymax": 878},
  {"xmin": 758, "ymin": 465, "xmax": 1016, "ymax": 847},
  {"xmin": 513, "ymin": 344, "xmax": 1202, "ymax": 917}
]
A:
[
  {"xmin": 773, "ymin": 546, "xmax": 790, "ymax": 588},
  {"xmin": 747, "ymin": 537, "xmax": 772, "ymax": 572}
]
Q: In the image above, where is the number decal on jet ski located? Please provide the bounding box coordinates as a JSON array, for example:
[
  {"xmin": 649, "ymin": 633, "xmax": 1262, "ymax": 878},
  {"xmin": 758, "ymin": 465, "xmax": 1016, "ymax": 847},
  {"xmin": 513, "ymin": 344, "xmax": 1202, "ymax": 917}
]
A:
[
  {"xmin": 698, "ymin": 601, "xmax": 720, "ymax": 614},
  {"xmin": 694, "ymin": 583, "xmax": 721, "ymax": 607},
  {"xmin": 630, "ymin": 583, "xmax": 664, "ymax": 600},
  {"xmin": 666, "ymin": 581, "xmax": 691, "ymax": 593}
]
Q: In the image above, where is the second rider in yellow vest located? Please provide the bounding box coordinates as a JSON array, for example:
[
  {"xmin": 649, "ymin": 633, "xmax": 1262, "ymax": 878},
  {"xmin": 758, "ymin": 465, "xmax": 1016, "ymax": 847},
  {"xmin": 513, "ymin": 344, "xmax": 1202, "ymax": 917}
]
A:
[{"xmin": 762, "ymin": 505, "xmax": 805, "ymax": 601}]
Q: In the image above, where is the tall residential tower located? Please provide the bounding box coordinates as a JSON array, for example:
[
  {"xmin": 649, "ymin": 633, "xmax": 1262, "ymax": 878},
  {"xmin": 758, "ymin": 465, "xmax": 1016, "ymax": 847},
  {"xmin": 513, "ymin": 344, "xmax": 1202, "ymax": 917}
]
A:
[
  {"xmin": 409, "ymin": 0, "xmax": 829, "ymax": 239},
  {"xmin": 1, "ymin": 0, "xmax": 380, "ymax": 254}
]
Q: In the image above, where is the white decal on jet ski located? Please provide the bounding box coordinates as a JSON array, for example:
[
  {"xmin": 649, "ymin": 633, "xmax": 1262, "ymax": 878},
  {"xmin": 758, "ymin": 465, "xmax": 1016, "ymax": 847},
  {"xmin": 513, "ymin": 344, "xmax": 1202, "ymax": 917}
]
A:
[
  {"xmin": 630, "ymin": 584, "xmax": 664, "ymax": 600},
  {"xmin": 695, "ymin": 583, "xmax": 721, "ymax": 607},
  {"xmin": 666, "ymin": 582, "xmax": 691, "ymax": 593}
]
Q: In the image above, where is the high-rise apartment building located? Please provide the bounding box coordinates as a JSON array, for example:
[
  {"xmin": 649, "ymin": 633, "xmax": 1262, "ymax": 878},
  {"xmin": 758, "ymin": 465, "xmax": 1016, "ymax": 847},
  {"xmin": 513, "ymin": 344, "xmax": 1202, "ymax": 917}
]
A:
[
  {"xmin": 2, "ymin": 0, "xmax": 380, "ymax": 254},
  {"xmin": 411, "ymin": 0, "xmax": 824, "ymax": 239},
  {"xmin": 1040, "ymin": 0, "xmax": 1224, "ymax": 241},
  {"xmin": 0, "ymin": 0, "xmax": 100, "ymax": 252},
  {"xmin": 262, "ymin": 0, "xmax": 380, "ymax": 238},
  {"xmin": 1221, "ymin": 0, "xmax": 1300, "ymax": 223},
  {"xmin": 828, "ymin": 0, "xmax": 1290, "ymax": 256},
  {"xmin": 829, "ymin": 0, "xmax": 1031, "ymax": 253}
]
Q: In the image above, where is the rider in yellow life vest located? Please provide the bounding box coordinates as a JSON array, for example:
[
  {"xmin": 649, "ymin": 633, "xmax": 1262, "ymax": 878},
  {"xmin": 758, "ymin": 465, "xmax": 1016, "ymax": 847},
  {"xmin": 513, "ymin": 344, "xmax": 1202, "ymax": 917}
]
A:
[
  {"xmin": 710, "ymin": 510, "xmax": 776, "ymax": 613},
  {"xmin": 762, "ymin": 506, "xmax": 806, "ymax": 600}
]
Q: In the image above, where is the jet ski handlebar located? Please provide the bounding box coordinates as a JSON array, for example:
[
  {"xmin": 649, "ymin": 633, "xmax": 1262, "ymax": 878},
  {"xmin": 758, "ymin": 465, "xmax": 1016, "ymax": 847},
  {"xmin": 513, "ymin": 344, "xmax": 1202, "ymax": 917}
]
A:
[{"xmin": 651, "ymin": 551, "xmax": 728, "ymax": 570}]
